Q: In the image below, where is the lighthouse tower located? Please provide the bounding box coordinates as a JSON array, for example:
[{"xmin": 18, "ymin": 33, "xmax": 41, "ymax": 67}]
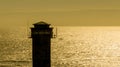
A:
[{"xmin": 31, "ymin": 21, "xmax": 53, "ymax": 67}]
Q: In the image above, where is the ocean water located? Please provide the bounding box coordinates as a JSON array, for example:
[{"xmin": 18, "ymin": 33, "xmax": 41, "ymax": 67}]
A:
[
  {"xmin": 0, "ymin": 26, "xmax": 32, "ymax": 67},
  {"xmin": 1, "ymin": 26, "xmax": 120, "ymax": 67}
]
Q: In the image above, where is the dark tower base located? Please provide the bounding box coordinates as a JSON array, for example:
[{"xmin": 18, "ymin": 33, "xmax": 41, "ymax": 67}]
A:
[{"xmin": 32, "ymin": 38, "xmax": 51, "ymax": 67}]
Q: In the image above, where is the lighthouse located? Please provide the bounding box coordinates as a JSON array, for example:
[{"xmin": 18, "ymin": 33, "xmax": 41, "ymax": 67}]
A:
[{"xmin": 31, "ymin": 21, "xmax": 53, "ymax": 67}]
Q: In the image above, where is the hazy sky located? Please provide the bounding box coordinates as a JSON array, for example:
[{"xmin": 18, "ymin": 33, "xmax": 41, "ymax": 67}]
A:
[{"xmin": 0, "ymin": 0, "xmax": 120, "ymax": 26}]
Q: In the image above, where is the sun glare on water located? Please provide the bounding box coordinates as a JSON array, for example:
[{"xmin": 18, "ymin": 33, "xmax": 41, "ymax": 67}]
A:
[{"xmin": 51, "ymin": 26, "xmax": 120, "ymax": 67}]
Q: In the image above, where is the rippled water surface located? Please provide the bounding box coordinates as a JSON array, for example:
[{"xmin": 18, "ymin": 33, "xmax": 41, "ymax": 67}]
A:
[{"xmin": 0, "ymin": 26, "xmax": 120, "ymax": 67}]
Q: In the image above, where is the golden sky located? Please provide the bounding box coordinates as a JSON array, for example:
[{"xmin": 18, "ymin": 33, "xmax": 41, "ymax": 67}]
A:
[{"xmin": 0, "ymin": 0, "xmax": 120, "ymax": 26}]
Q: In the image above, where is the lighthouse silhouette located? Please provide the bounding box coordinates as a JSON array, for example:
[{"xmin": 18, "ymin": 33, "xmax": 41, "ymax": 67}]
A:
[{"xmin": 31, "ymin": 21, "xmax": 53, "ymax": 67}]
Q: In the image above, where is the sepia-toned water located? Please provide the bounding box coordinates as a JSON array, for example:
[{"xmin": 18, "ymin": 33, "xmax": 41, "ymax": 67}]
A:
[{"xmin": 0, "ymin": 26, "xmax": 120, "ymax": 67}]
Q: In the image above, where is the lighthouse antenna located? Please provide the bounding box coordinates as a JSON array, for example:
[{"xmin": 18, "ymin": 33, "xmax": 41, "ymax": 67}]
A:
[
  {"xmin": 55, "ymin": 27, "xmax": 57, "ymax": 38},
  {"xmin": 53, "ymin": 26, "xmax": 57, "ymax": 38},
  {"xmin": 27, "ymin": 20, "xmax": 31, "ymax": 38}
]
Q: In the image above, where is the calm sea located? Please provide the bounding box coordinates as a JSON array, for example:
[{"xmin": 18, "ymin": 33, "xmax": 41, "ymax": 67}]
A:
[{"xmin": 1, "ymin": 26, "xmax": 120, "ymax": 67}]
